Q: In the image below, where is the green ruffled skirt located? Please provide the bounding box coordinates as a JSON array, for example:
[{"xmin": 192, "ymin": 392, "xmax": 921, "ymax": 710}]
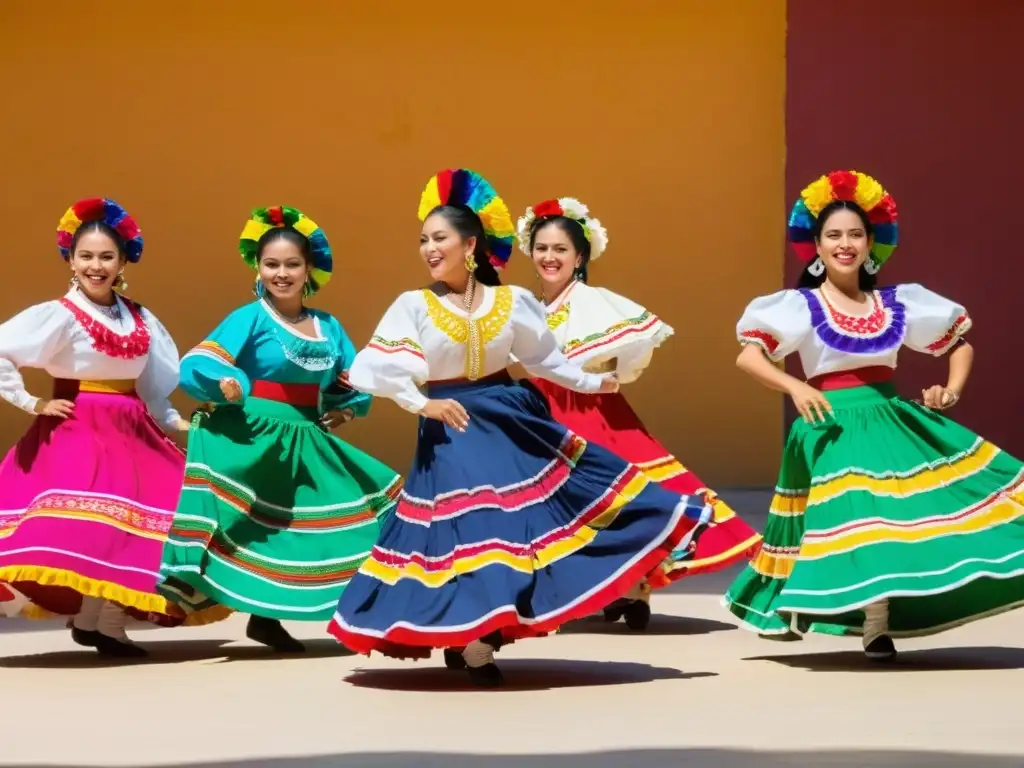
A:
[
  {"xmin": 725, "ymin": 382, "xmax": 1024, "ymax": 638},
  {"xmin": 158, "ymin": 397, "xmax": 401, "ymax": 621}
]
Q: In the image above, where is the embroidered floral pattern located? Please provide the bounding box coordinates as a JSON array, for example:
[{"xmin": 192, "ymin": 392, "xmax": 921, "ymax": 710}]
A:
[
  {"xmin": 60, "ymin": 297, "xmax": 151, "ymax": 360},
  {"xmin": 547, "ymin": 302, "xmax": 570, "ymax": 331},
  {"xmin": 739, "ymin": 329, "xmax": 780, "ymax": 355},
  {"xmin": 564, "ymin": 311, "xmax": 655, "ymax": 355},
  {"xmin": 422, "ymin": 286, "xmax": 514, "ymax": 379},
  {"xmin": 368, "ymin": 335, "xmax": 425, "ymax": 359},
  {"xmin": 927, "ymin": 313, "xmax": 972, "ymax": 354},
  {"xmin": 801, "ymin": 287, "xmax": 906, "ymax": 354}
]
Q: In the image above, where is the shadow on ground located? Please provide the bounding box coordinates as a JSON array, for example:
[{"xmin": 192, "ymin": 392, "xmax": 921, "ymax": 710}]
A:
[
  {"xmin": 344, "ymin": 658, "xmax": 713, "ymax": 692},
  {"xmin": 8, "ymin": 748, "xmax": 1021, "ymax": 767},
  {"xmin": 557, "ymin": 614, "xmax": 736, "ymax": 636},
  {"xmin": 747, "ymin": 645, "xmax": 1024, "ymax": 672},
  {"xmin": 0, "ymin": 638, "xmax": 353, "ymax": 668}
]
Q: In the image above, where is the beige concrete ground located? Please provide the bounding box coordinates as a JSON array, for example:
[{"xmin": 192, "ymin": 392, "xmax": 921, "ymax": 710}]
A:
[{"xmin": 1, "ymin": 492, "xmax": 1022, "ymax": 767}]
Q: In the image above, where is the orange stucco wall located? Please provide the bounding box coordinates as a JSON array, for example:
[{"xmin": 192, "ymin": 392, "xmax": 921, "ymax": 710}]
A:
[{"xmin": 0, "ymin": 1, "xmax": 786, "ymax": 485}]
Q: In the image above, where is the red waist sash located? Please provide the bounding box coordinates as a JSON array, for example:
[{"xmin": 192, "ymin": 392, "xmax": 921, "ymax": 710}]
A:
[
  {"xmin": 807, "ymin": 366, "xmax": 894, "ymax": 391},
  {"xmin": 250, "ymin": 380, "xmax": 320, "ymax": 407}
]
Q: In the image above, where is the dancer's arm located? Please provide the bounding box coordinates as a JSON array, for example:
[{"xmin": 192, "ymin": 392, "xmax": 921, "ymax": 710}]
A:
[
  {"xmin": 899, "ymin": 284, "xmax": 975, "ymax": 409},
  {"xmin": 0, "ymin": 302, "xmax": 72, "ymax": 416},
  {"xmin": 136, "ymin": 307, "xmax": 188, "ymax": 431},
  {"xmin": 179, "ymin": 304, "xmax": 259, "ymax": 405},
  {"xmin": 509, "ymin": 289, "xmax": 610, "ymax": 394},
  {"xmin": 321, "ymin": 314, "xmax": 372, "ymax": 422},
  {"xmin": 347, "ymin": 293, "xmax": 430, "ymax": 415}
]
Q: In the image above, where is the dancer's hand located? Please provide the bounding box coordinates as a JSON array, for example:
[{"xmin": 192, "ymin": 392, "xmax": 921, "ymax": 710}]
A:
[
  {"xmin": 171, "ymin": 416, "xmax": 191, "ymax": 432},
  {"xmin": 788, "ymin": 382, "xmax": 833, "ymax": 424},
  {"xmin": 321, "ymin": 409, "xmax": 355, "ymax": 429},
  {"xmin": 219, "ymin": 378, "xmax": 243, "ymax": 402},
  {"xmin": 598, "ymin": 374, "xmax": 619, "ymax": 394},
  {"xmin": 420, "ymin": 399, "xmax": 469, "ymax": 432},
  {"xmin": 922, "ymin": 385, "xmax": 959, "ymax": 410},
  {"xmin": 34, "ymin": 398, "xmax": 75, "ymax": 419}
]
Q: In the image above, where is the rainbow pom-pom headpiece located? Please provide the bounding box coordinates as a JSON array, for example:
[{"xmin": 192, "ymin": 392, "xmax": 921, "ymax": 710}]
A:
[
  {"xmin": 516, "ymin": 197, "xmax": 609, "ymax": 261},
  {"xmin": 239, "ymin": 206, "xmax": 332, "ymax": 293},
  {"xmin": 418, "ymin": 169, "xmax": 515, "ymax": 268},
  {"xmin": 57, "ymin": 198, "xmax": 143, "ymax": 262},
  {"xmin": 788, "ymin": 170, "xmax": 898, "ymax": 271}
]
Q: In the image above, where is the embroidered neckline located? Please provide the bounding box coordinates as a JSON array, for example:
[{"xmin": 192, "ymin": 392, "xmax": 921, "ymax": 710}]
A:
[
  {"xmin": 422, "ymin": 285, "xmax": 514, "ymax": 379},
  {"xmin": 816, "ymin": 289, "xmax": 887, "ymax": 334},
  {"xmin": 60, "ymin": 297, "xmax": 150, "ymax": 359},
  {"xmin": 800, "ymin": 287, "xmax": 906, "ymax": 354},
  {"xmin": 547, "ymin": 302, "xmax": 570, "ymax": 330}
]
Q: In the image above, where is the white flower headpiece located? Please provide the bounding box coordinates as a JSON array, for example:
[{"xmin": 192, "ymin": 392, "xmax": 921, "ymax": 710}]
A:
[{"xmin": 516, "ymin": 197, "xmax": 609, "ymax": 261}]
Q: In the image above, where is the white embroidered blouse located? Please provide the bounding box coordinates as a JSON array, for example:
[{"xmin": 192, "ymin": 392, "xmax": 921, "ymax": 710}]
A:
[
  {"xmin": 736, "ymin": 283, "xmax": 971, "ymax": 378},
  {"xmin": 348, "ymin": 284, "xmax": 605, "ymax": 413},
  {"xmin": 0, "ymin": 289, "xmax": 183, "ymax": 428},
  {"xmin": 542, "ymin": 280, "xmax": 674, "ymax": 383}
]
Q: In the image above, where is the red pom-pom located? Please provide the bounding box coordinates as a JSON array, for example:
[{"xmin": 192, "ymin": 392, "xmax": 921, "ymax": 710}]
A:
[
  {"xmin": 828, "ymin": 171, "xmax": 858, "ymax": 201},
  {"xmin": 532, "ymin": 200, "xmax": 563, "ymax": 218},
  {"xmin": 115, "ymin": 216, "xmax": 141, "ymax": 240},
  {"xmin": 73, "ymin": 198, "xmax": 106, "ymax": 222},
  {"xmin": 868, "ymin": 193, "xmax": 898, "ymax": 224}
]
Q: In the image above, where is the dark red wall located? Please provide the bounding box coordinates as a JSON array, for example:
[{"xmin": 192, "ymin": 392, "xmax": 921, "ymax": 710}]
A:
[{"xmin": 785, "ymin": 0, "xmax": 1024, "ymax": 456}]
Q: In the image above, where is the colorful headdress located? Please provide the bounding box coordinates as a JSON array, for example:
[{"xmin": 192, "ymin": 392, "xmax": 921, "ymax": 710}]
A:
[
  {"xmin": 239, "ymin": 206, "xmax": 332, "ymax": 292},
  {"xmin": 788, "ymin": 170, "xmax": 898, "ymax": 274},
  {"xmin": 57, "ymin": 198, "xmax": 143, "ymax": 262},
  {"xmin": 516, "ymin": 197, "xmax": 608, "ymax": 261},
  {"xmin": 418, "ymin": 169, "xmax": 515, "ymax": 268}
]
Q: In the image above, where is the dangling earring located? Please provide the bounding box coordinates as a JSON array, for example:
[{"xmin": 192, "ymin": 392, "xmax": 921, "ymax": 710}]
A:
[
  {"xmin": 863, "ymin": 257, "xmax": 880, "ymax": 275},
  {"xmin": 113, "ymin": 271, "xmax": 128, "ymax": 293},
  {"xmin": 807, "ymin": 257, "xmax": 825, "ymax": 277},
  {"xmin": 302, "ymin": 276, "xmax": 314, "ymax": 298},
  {"xmin": 253, "ymin": 276, "xmax": 265, "ymax": 298},
  {"xmin": 465, "ymin": 252, "xmax": 477, "ymax": 272},
  {"xmin": 69, "ymin": 272, "xmax": 79, "ymax": 288}
]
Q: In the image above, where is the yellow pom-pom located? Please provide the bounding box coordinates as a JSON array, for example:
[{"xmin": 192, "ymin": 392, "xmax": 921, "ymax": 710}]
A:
[
  {"xmin": 801, "ymin": 176, "xmax": 835, "ymax": 217},
  {"xmin": 418, "ymin": 177, "xmax": 442, "ymax": 221},
  {"xmin": 853, "ymin": 172, "xmax": 884, "ymax": 212}
]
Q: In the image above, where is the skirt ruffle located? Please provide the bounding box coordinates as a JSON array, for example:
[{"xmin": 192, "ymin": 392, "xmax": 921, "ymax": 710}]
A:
[
  {"xmin": 158, "ymin": 397, "xmax": 401, "ymax": 622},
  {"xmin": 724, "ymin": 382, "xmax": 1024, "ymax": 638},
  {"xmin": 0, "ymin": 390, "xmax": 223, "ymax": 625},
  {"xmin": 532, "ymin": 379, "xmax": 762, "ymax": 584},
  {"xmin": 329, "ymin": 375, "xmax": 711, "ymax": 659}
]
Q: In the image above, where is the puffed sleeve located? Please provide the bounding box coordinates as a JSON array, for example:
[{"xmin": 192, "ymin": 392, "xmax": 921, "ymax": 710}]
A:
[
  {"xmin": 179, "ymin": 304, "xmax": 259, "ymax": 404},
  {"xmin": 347, "ymin": 292, "xmax": 430, "ymax": 414},
  {"xmin": 571, "ymin": 286, "xmax": 674, "ymax": 385},
  {"xmin": 510, "ymin": 288, "xmax": 605, "ymax": 393},
  {"xmin": 135, "ymin": 307, "xmax": 184, "ymax": 429},
  {"xmin": 0, "ymin": 301, "xmax": 71, "ymax": 414},
  {"xmin": 321, "ymin": 313, "xmax": 372, "ymax": 417},
  {"xmin": 736, "ymin": 290, "xmax": 811, "ymax": 362},
  {"xmin": 898, "ymin": 283, "xmax": 972, "ymax": 356}
]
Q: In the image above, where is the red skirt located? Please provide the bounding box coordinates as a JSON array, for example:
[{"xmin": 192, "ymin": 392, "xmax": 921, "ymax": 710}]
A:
[{"xmin": 532, "ymin": 379, "xmax": 761, "ymax": 586}]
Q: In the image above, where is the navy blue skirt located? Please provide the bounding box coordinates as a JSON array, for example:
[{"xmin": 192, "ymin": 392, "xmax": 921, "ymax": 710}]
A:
[{"xmin": 328, "ymin": 372, "xmax": 710, "ymax": 658}]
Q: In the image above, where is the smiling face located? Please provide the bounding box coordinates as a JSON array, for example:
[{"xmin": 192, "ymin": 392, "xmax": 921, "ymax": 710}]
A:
[
  {"xmin": 816, "ymin": 206, "xmax": 874, "ymax": 279},
  {"xmin": 531, "ymin": 220, "xmax": 581, "ymax": 296},
  {"xmin": 70, "ymin": 228, "xmax": 125, "ymax": 303},
  {"xmin": 258, "ymin": 237, "xmax": 310, "ymax": 301},
  {"xmin": 420, "ymin": 211, "xmax": 475, "ymax": 285}
]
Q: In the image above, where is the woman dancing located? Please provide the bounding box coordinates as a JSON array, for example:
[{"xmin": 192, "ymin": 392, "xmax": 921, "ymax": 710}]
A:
[
  {"xmin": 158, "ymin": 206, "xmax": 402, "ymax": 652},
  {"xmin": 518, "ymin": 197, "xmax": 762, "ymax": 630},
  {"xmin": 724, "ymin": 170, "xmax": 1024, "ymax": 659},
  {"xmin": 0, "ymin": 197, "xmax": 205, "ymax": 657},
  {"xmin": 329, "ymin": 169, "xmax": 711, "ymax": 685}
]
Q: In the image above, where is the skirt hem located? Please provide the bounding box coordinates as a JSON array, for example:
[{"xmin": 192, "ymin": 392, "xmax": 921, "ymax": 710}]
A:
[
  {"xmin": 0, "ymin": 564, "xmax": 172, "ymax": 617},
  {"xmin": 328, "ymin": 499, "xmax": 693, "ymax": 659}
]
